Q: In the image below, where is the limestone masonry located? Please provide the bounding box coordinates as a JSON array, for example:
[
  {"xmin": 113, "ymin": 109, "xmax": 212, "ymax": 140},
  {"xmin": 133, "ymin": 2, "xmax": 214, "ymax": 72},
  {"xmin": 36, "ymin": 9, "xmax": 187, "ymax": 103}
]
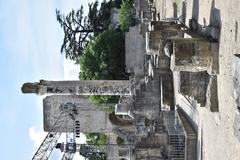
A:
[{"xmin": 22, "ymin": 0, "xmax": 240, "ymax": 160}]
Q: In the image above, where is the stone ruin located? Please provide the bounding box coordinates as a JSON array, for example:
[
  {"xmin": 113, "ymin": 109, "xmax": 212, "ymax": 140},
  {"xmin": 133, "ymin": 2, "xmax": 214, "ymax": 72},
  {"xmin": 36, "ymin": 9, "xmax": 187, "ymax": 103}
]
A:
[{"xmin": 21, "ymin": 0, "xmax": 223, "ymax": 159}]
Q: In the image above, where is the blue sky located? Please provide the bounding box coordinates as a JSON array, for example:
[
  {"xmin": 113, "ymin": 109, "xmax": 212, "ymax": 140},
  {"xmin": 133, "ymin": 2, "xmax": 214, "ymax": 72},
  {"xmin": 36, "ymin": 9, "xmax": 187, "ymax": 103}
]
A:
[{"xmin": 0, "ymin": 0, "xmax": 97, "ymax": 159}]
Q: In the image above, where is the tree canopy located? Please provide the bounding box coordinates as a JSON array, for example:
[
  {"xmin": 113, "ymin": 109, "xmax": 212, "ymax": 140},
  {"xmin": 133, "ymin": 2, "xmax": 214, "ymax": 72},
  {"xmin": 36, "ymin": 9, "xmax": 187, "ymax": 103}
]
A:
[
  {"xmin": 113, "ymin": 0, "xmax": 123, "ymax": 8},
  {"xmin": 86, "ymin": 133, "xmax": 107, "ymax": 145},
  {"xmin": 56, "ymin": 0, "xmax": 130, "ymax": 104},
  {"xmin": 79, "ymin": 30, "xmax": 125, "ymax": 80},
  {"xmin": 56, "ymin": 0, "xmax": 112, "ymax": 63},
  {"xmin": 79, "ymin": 133, "xmax": 107, "ymax": 160},
  {"xmin": 80, "ymin": 144, "xmax": 106, "ymax": 160},
  {"xmin": 118, "ymin": 0, "xmax": 136, "ymax": 31}
]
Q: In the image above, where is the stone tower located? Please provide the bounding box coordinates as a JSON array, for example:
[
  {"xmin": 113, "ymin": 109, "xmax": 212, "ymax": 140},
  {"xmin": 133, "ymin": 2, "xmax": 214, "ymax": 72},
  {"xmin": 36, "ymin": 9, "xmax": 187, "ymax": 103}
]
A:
[
  {"xmin": 22, "ymin": 79, "xmax": 132, "ymax": 96},
  {"xmin": 22, "ymin": 79, "xmax": 135, "ymax": 133}
]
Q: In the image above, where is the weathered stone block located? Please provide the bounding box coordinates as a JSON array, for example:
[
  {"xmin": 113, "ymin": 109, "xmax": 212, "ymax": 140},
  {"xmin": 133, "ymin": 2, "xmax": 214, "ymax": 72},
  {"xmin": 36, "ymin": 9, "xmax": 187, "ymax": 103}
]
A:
[{"xmin": 43, "ymin": 95, "xmax": 113, "ymax": 133}]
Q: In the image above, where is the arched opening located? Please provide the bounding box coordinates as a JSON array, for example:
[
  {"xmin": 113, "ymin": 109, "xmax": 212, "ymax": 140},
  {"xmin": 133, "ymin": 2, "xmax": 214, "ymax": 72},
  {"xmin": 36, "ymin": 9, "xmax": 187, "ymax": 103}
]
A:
[{"xmin": 109, "ymin": 112, "xmax": 133, "ymax": 126}]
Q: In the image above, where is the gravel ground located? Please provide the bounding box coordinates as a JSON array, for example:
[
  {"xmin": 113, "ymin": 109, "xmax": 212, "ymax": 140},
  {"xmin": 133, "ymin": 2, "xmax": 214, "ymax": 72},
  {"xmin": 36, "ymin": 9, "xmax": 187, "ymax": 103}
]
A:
[
  {"xmin": 189, "ymin": 0, "xmax": 240, "ymax": 159},
  {"xmin": 154, "ymin": 0, "xmax": 240, "ymax": 159}
]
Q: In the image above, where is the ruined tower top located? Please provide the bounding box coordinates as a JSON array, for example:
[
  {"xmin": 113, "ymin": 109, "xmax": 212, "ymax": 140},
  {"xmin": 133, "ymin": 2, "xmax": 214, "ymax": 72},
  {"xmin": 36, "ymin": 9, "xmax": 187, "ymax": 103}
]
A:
[
  {"xmin": 21, "ymin": 80, "xmax": 48, "ymax": 95},
  {"xmin": 21, "ymin": 82, "xmax": 39, "ymax": 94},
  {"xmin": 21, "ymin": 79, "xmax": 132, "ymax": 96}
]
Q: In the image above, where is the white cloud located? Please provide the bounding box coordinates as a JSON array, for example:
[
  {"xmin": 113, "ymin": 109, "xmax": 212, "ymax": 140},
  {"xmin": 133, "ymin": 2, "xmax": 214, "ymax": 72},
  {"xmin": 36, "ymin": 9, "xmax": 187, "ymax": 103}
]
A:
[
  {"xmin": 77, "ymin": 133, "xmax": 87, "ymax": 144},
  {"xmin": 73, "ymin": 133, "xmax": 87, "ymax": 160},
  {"xmin": 29, "ymin": 125, "xmax": 47, "ymax": 148},
  {"xmin": 64, "ymin": 59, "xmax": 80, "ymax": 80}
]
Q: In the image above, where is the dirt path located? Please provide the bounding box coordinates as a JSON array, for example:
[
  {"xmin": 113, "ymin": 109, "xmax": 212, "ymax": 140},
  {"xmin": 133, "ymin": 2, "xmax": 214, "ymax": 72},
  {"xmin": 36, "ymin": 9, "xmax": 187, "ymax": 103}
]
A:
[
  {"xmin": 198, "ymin": 1, "xmax": 240, "ymax": 159},
  {"xmin": 185, "ymin": 0, "xmax": 240, "ymax": 159},
  {"xmin": 155, "ymin": 0, "xmax": 240, "ymax": 159}
]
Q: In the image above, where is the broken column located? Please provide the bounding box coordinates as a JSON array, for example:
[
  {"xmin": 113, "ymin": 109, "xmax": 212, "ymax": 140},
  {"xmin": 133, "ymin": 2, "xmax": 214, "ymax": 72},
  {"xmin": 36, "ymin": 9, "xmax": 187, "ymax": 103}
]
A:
[
  {"xmin": 180, "ymin": 71, "xmax": 210, "ymax": 106},
  {"xmin": 21, "ymin": 79, "xmax": 132, "ymax": 96},
  {"xmin": 171, "ymin": 38, "xmax": 212, "ymax": 72},
  {"xmin": 148, "ymin": 21, "xmax": 182, "ymax": 31}
]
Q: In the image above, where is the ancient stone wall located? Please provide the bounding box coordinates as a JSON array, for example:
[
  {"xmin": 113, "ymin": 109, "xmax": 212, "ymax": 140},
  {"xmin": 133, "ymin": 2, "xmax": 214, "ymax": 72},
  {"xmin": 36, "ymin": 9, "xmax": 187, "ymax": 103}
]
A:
[
  {"xmin": 180, "ymin": 71, "xmax": 210, "ymax": 106},
  {"xmin": 43, "ymin": 95, "xmax": 113, "ymax": 133},
  {"xmin": 125, "ymin": 25, "xmax": 145, "ymax": 76},
  {"xmin": 173, "ymin": 40, "xmax": 212, "ymax": 72}
]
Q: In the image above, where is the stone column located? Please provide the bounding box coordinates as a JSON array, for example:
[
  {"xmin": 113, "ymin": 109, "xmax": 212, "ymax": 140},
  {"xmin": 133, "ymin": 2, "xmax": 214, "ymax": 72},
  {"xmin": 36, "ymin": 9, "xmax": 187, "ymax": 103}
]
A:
[
  {"xmin": 171, "ymin": 39, "xmax": 212, "ymax": 72},
  {"xmin": 148, "ymin": 21, "xmax": 182, "ymax": 31},
  {"xmin": 146, "ymin": 30, "xmax": 178, "ymax": 56},
  {"xmin": 21, "ymin": 79, "xmax": 132, "ymax": 96}
]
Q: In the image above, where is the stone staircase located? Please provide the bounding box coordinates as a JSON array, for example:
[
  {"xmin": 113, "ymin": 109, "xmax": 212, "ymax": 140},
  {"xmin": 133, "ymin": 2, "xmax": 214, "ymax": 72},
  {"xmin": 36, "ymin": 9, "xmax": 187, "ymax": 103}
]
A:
[
  {"xmin": 154, "ymin": 117, "xmax": 164, "ymax": 133},
  {"xmin": 177, "ymin": 109, "xmax": 197, "ymax": 160},
  {"xmin": 137, "ymin": 134, "xmax": 167, "ymax": 148}
]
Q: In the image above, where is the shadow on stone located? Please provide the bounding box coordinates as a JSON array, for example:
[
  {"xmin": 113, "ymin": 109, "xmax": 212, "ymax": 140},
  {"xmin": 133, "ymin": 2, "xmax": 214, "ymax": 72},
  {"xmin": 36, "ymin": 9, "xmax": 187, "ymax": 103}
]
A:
[
  {"xmin": 173, "ymin": 3, "xmax": 177, "ymax": 18},
  {"xmin": 181, "ymin": 1, "xmax": 187, "ymax": 24},
  {"xmin": 233, "ymin": 55, "xmax": 240, "ymax": 113},
  {"xmin": 189, "ymin": 0, "xmax": 221, "ymax": 41},
  {"xmin": 109, "ymin": 112, "xmax": 133, "ymax": 126},
  {"xmin": 206, "ymin": 0, "xmax": 221, "ymax": 41},
  {"xmin": 234, "ymin": 54, "xmax": 240, "ymax": 58},
  {"xmin": 192, "ymin": 0, "xmax": 199, "ymax": 21},
  {"xmin": 209, "ymin": 0, "xmax": 221, "ymax": 28},
  {"xmin": 233, "ymin": 53, "xmax": 240, "ymax": 141},
  {"xmin": 206, "ymin": 75, "xmax": 219, "ymax": 112},
  {"xmin": 180, "ymin": 71, "xmax": 210, "ymax": 107},
  {"xmin": 235, "ymin": 21, "xmax": 238, "ymax": 42}
]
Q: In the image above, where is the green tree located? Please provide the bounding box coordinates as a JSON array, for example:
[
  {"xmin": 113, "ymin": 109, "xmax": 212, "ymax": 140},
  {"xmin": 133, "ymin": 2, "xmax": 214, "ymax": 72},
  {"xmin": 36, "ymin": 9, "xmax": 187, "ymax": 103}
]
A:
[
  {"xmin": 118, "ymin": 0, "xmax": 136, "ymax": 31},
  {"xmin": 82, "ymin": 133, "xmax": 107, "ymax": 160},
  {"xmin": 56, "ymin": 0, "xmax": 112, "ymax": 63},
  {"xmin": 86, "ymin": 133, "xmax": 107, "ymax": 145},
  {"xmin": 79, "ymin": 30, "xmax": 125, "ymax": 80},
  {"xmin": 112, "ymin": 0, "xmax": 123, "ymax": 8},
  {"xmin": 80, "ymin": 144, "xmax": 106, "ymax": 160},
  {"xmin": 116, "ymin": 136, "xmax": 125, "ymax": 144},
  {"xmin": 79, "ymin": 30, "xmax": 125, "ymax": 104}
]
